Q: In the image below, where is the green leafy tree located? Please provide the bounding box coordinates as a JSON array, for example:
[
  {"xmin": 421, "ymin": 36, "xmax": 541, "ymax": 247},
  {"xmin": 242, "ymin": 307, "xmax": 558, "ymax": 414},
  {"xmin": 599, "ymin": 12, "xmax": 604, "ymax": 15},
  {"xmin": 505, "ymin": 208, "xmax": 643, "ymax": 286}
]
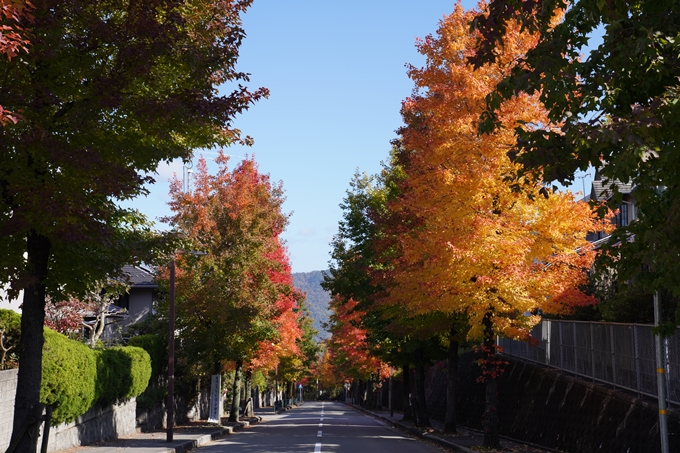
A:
[
  {"xmin": 0, "ymin": 1, "xmax": 266, "ymax": 449},
  {"xmin": 295, "ymin": 300, "xmax": 321, "ymax": 378}
]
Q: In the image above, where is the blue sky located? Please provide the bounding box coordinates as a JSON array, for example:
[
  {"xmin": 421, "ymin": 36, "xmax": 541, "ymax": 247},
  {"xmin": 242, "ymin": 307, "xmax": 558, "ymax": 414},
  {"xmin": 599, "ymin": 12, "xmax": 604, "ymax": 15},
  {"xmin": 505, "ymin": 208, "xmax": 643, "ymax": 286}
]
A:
[{"xmin": 130, "ymin": 0, "xmax": 595, "ymax": 273}]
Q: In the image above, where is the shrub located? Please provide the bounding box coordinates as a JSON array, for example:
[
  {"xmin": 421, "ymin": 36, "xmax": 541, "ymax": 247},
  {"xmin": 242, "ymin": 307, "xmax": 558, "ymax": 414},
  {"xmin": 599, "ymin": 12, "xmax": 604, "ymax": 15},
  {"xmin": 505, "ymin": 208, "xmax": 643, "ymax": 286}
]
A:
[
  {"xmin": 0, "ymin": 309, "xmax": 21, "ymax": 369},
  {"xmin": 115, "ymin": 346, "xmax": 152, "ymax": 399},
  {"xmin": 41, "ymin": 328, "xmax": 97, "ymax": 425},
  {"xmin": 127, "ymin": 334, "xmax": 165, "ymax": 381},
  {"xmin": 3, "ymin": 310, "xmax": 153, "ymax": 424},
  {"xmin": 95, "ymin": 346, "xmax": 152, "ymax": 406}
]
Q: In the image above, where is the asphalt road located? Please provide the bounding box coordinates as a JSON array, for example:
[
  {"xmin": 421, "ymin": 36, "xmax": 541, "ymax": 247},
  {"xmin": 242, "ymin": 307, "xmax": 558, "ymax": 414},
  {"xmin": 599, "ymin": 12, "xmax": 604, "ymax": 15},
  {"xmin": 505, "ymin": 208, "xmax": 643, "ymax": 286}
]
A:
[{"xmin": 197, "ymin": 402, "xmax": 445, "ymax": 453}]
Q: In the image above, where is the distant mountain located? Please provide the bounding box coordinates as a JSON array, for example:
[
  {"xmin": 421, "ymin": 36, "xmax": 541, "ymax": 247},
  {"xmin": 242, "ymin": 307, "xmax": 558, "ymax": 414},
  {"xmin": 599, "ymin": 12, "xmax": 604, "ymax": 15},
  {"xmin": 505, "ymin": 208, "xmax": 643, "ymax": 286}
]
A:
[{"xmin": 293, "ymin": 270, "xmax": 331, "ymax": 340}]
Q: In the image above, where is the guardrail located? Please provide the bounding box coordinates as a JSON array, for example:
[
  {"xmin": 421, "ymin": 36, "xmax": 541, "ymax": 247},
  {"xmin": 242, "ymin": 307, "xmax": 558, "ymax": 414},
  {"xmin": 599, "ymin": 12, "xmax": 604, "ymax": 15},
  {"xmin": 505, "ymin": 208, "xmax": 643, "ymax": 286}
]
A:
[{"xmin": 498, "ymin": 319, "xmax": 680, "ymax": 406}]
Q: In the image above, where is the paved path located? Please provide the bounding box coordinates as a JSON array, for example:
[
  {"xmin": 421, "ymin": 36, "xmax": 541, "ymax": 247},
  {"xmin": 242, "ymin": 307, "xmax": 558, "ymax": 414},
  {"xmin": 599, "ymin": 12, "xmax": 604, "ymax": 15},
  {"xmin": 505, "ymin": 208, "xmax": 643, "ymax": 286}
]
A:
[
  {"xmin": 55, "ymin": 403, "xmax": 560, "ymax": 453},
  {"xmin": 187, "ymin": 401, "xmax": 442, "ymax": 453},
  {"xmin": 353, "ymin": 405, "xmax": 563, "ymax": 453}
]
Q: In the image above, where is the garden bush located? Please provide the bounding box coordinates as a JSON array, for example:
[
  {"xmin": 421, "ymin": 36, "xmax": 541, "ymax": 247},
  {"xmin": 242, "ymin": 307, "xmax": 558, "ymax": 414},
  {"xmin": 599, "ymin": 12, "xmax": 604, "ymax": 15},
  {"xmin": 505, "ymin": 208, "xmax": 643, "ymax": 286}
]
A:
[
  {"xmin": 41, "ymin": 328, "xmax": 97, "ymax": 425},
  {"xmin": 127, "ymin": 334, "xmax": 165, "ymax": 381},
  {"xmin": 1, "ymin": 309, "xmax": 153, "ymax": 425},
  {"xmin": 0, "ymin": 309, "xmax": 21, "ymax": 369},
  {"xmin": 95, "ymin": 346, "xmax": 151, "ymax": 406}
]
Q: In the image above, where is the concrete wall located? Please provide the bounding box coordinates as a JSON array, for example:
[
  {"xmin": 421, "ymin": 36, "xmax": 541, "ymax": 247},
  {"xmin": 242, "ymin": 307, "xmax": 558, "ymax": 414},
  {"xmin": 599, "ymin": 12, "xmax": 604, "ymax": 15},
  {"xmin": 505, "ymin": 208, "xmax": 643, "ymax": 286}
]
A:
[
  {"xmin": 137, "ymin": 383, "xmax": 208, "ymax": 432},
  {"xmin": 0, "ymin": 369, "xmax": 18, "ymax": 452},
  {"xmin": 40, "ymin": 398, "xmax": 137, "ymax": 452},
  {"xmin": 0, "ymin": 369, "xmax": 137, "ymax": 452}
]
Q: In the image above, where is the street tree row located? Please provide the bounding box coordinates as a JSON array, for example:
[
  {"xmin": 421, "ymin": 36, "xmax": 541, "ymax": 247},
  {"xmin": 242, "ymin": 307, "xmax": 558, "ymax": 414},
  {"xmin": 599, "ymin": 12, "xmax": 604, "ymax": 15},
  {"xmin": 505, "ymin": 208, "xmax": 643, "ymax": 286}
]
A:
[{"xmin": 322, "ymin": 2, "xmax": 607, "ymax": 449}]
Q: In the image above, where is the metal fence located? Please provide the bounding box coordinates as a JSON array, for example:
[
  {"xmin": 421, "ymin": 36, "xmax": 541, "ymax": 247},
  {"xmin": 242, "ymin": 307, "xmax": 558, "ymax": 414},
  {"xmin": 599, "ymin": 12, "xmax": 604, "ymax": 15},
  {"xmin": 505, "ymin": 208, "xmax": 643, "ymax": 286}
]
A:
[{"xmin": 498, "ymin": 320, "xmax": 680, "ymax": 406}]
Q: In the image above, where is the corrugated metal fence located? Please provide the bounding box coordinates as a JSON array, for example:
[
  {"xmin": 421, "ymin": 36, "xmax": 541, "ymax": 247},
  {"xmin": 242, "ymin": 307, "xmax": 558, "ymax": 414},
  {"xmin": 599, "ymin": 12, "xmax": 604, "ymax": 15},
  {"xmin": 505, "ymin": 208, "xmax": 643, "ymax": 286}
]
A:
[{"xmin": 498, "ymin": 320, "xmax": 680, "ymax": 406}]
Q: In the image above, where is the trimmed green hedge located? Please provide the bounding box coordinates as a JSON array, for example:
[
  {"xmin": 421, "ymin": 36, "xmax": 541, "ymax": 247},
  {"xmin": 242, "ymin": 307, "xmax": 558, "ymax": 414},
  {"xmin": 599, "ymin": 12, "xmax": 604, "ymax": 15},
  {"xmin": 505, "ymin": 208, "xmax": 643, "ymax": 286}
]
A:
[
  {"xmin": 127, "ymin": 334, "xmax": 165, "ymax": 381},
  {"xmin": 0, "ymin": 309, "xmax": 152, "ymax": 425},
  {"xmin": 94, "ymin": 346, "xmax": 151, "ymax": 406},
  {"xmin": 41, "ymin": 328, "xmax": 97, "ymax": 424}
]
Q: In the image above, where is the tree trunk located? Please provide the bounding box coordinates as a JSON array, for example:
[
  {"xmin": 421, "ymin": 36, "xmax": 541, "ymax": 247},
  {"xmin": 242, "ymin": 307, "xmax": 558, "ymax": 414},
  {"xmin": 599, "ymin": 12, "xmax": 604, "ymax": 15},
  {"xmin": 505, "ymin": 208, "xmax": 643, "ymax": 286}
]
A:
[
  {"xmin": 482, "ymin": 311, "xmax": 500, "ymax": 449},
  {"xmin": 402, "ymin": 363, "xmax": 412, "ymax": 421},
  {"xmin": 445, "ymin": 324, "xmax": 459, "ymax": 433},
  {"xmin": 286, "ymin": 381, "xmax": 292, "ymax": 404},
  {"xmin": 414, "ymin": 346, "xmax": 430, "ymax": 427},
  {"xmin": 10, "ymin": 232, "xmax": 51, "ymax": 453},
  {"xmin": 229, "ymin": 359, "xmax": 243, "ymax": 422},
  {"xmin": 90, "ymin": 305, "xmax": 107, "ymax": 348},
  {"xmin": 244, "ymin": 370, "xmax": 253, "ymax": 416},
  {"xmin": 376, "ymin": 377, "xmax": 383, "ymax": 410}
]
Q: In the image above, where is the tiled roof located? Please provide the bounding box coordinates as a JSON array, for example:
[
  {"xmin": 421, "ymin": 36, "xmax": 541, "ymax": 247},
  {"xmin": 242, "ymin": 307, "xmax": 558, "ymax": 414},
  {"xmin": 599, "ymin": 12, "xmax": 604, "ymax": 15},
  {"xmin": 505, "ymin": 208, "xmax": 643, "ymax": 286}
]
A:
[
  {"xmin": 589, "ymin": 172, "xmax": 633, "ymax": 202},
  {"xmin": 121, "ymin": 265, "xmax": 157, "ymax": 288}
]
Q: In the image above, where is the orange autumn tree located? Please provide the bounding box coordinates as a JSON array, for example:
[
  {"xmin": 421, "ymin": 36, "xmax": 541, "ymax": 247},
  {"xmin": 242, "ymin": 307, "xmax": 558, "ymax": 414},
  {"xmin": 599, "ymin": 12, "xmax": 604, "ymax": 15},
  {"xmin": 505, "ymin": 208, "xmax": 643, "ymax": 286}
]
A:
[
  {"xmin": 165, "ymin": 152, "xmax": 292, "ymax": 423},
  {"xmin": 383, "ymin": 2, "xmax": 601, "ymax": 447}
]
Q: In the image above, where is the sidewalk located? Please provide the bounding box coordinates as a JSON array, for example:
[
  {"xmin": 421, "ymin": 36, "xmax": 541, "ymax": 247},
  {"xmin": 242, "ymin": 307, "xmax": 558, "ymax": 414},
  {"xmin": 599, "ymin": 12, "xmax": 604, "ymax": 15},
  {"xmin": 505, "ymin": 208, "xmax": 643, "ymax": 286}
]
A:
[
  {"xmin": 55, "ymin": 408, "xmax": 275, "ymax": 453},
  {"xmin": 350, "ymin": 405, "xmax": 564, "ymax": 453}
]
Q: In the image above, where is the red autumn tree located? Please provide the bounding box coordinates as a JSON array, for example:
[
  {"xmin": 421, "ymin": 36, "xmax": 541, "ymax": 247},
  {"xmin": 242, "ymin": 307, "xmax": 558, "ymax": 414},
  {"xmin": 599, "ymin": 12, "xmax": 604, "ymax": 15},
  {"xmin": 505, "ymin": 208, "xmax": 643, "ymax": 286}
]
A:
[
  {"xmin": 165, "ymin": 152, "xmax": 295, "ymax": 423},
  {"xmin": 0, "ymin": 0, "xmax": 32, "ymax": 125},
  {"xmin": 248, "ymin": 241, "xmax": 307, "ymax": 406},
  {"xmin": 326, "ymin": 296, "xmax": 385, "ymax": 383}
]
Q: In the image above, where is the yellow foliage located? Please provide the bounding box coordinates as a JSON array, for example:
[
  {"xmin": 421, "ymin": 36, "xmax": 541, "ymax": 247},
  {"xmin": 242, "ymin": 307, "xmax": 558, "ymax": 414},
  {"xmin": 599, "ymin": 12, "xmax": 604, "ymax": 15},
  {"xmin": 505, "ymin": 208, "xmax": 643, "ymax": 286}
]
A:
[{"xmin": 383, "ymin": 1, "xmax": 600, "ymax": 342}]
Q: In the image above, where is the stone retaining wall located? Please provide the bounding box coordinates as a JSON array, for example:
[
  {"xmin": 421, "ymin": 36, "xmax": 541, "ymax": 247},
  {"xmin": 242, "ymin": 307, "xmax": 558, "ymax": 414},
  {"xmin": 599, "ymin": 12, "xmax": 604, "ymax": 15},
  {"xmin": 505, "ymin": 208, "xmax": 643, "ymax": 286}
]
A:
[
  {"xmin": 0, "ymin": 368, "xmax": 137, "ymax": 452},
  {"xmin": 0, "ymin": 369, "xmax": 19, "ymax": 452},
  {"xmin": 40, "ymin": 398, "xmax": 137, "ymax": 452},
  {"xmin": 452, "ymin": 352, "xmax": 680, "ymax": 453}
]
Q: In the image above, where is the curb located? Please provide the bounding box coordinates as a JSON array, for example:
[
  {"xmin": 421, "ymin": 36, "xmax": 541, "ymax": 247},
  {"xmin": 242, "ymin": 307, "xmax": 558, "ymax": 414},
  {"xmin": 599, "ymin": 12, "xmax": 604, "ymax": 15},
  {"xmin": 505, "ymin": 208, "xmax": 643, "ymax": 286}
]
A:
[
  {"xmin": 346, "ymin": 404, "xmax": 475, "ymax": 453},
  {"xmin": 275, "ymin": 402, "xmax": 302, "ymax": 415},
  {"xmin": 163, "ymin": 417, "xmax": 261, "ymax": 453}
]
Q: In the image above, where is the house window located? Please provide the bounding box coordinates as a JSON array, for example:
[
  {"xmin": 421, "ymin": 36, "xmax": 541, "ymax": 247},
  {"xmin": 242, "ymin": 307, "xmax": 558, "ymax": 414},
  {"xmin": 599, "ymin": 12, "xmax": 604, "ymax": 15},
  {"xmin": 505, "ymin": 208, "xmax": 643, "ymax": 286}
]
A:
[
  {"xmin": 116, "ymin": 293, "xmax": 130, "ymax": 310},
  {"xmin": 619, "ymin": 203, "xmax": 629, "ymax": 227}
]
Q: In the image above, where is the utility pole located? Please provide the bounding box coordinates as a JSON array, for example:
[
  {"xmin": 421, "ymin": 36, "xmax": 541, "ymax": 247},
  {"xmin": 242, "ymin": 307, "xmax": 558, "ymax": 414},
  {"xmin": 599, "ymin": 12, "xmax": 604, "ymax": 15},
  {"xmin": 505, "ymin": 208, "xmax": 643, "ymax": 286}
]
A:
[
  {"xmin": 167, "ymin": 258, "xmax": 175, "ymax": 442},
  {"xmin": 654, "ymin": 291, "xmax": 670, "ymax": 453}
]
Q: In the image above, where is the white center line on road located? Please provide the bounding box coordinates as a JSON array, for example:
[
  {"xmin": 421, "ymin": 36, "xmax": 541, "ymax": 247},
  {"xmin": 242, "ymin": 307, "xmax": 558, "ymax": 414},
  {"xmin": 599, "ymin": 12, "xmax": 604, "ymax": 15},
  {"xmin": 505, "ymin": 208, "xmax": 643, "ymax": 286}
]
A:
[{"xmin": 314, "ymin": 403, "xmax": 325, "ymax": 453}]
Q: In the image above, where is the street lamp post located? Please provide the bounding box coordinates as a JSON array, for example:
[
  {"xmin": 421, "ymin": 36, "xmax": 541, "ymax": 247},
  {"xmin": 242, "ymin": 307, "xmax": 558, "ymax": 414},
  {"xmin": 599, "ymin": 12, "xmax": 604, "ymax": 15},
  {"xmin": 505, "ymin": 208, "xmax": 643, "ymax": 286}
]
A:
[
  {"xmin": 166, "ymin": 249, "xmax": 205, "ymax": 442},
  {"xmin": 167, "ymin": 257, "xmax": 176, "ymax": 442},
  {"xmin": 576, "ymin": 171, "xmax": 591, "ymax": 201}
]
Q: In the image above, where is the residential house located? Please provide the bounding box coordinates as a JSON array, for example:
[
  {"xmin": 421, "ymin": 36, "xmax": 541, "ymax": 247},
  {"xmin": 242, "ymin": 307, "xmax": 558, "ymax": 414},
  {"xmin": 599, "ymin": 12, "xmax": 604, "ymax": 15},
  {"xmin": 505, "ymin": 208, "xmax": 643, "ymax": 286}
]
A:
[
  {"xmin": 586, "ymin": 170, "xmax": 636, "ymax": 244},
  {"xmin": 116, "ymin": 264, "xmax": 158, "ymax": 328}
]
